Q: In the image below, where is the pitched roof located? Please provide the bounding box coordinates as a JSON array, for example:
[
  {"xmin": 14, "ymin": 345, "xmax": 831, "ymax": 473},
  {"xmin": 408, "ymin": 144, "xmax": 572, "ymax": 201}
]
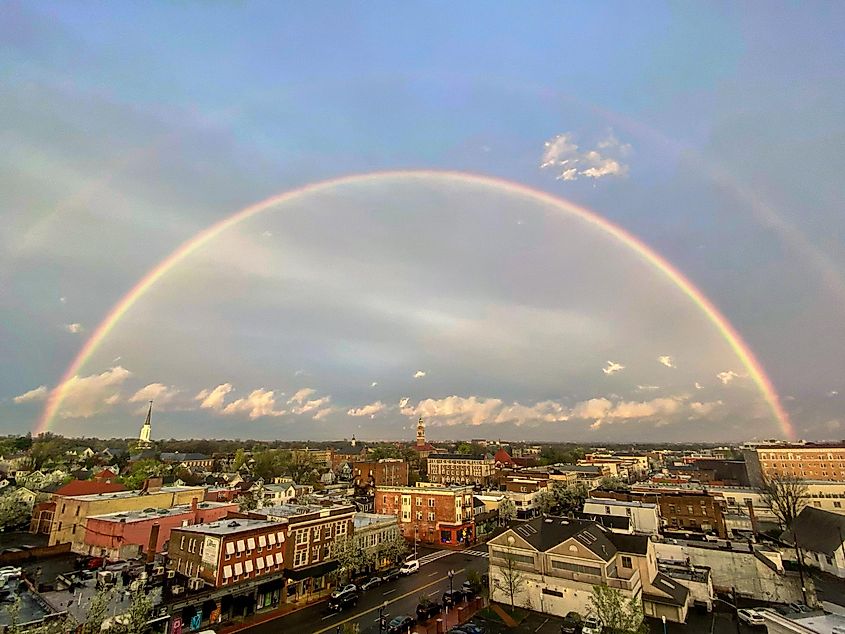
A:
[
  {"xmin": 55, "ymin": 480, "xmax": 126, "ymax": 497},
  {"xmin": 781, "ymin": 506, "xmax": 845, "ymax": 556},
  {"xmin": 573, "ymin": 510, "xmax": 631, "ymax": 532},
  {"xmin": 510, "ymin": 516, "xmax": 618, "ymax": 561},
  {"xmin": 494, "ymin": 448, "xmax": 513, "ymax": 464},
  {"xmin": 644, "ymin": 571, "xmax": 690, "ymax": 607}
]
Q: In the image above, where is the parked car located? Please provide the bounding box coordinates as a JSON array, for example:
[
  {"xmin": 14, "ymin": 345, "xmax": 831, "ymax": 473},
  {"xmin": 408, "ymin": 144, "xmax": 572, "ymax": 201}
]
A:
[
  {"xmin": 442, "ymin": 589, "xmax": 467, "ymax": 607},
  {"xmin": 560, "ymin": 611, "xmax": 583, "ymax": 633},
  {"xmin": 330, "ymin": 583, "xmax": 358, "ymax": 599},
  {"xmin": 327, "ymin": 591, "xmax": 359, "ymax": 612},
  {"xmin": 461, "ymin": 580, "xmax": 478, "ymax": 596},
  {"xmin": 382, "ymin": 568, "xmax": 401, "ymax": 582},
  {"xmin": 399, "ymin": 559, "xmax": 420, "ymax": 575},
  {"xmin": 385, "ymin": 615, "xmax": 415, "ymax": 633},
  {"xmin": 416, "ymin": 599, "xmax": 443, "ymax": 620},
  {"xmin": 737, "ymin": 609, "xmax": 766, "ymax": 626},
  {"xmin": 449, "ymin": 623, "xmax": 485, "ymax": 634},
  {"xmin": 581, "ymin": 614, "xmax": 602, "ymax": 634},
  {"xmin": 360, "ymin": 576, "xmax": 382, "ymax": 591}
]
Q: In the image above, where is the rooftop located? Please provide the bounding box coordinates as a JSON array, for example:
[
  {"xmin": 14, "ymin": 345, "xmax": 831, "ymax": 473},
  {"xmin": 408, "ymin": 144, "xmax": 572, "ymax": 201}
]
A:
[
  {"xmin": 88, "ymin": 501, "xmax": 234, "ymax": 523},
  {"xmin": 353, "ymin": 512, "xmax": 398, "ymax": 529},
  {"xmin": 63, "ymin": 485, "xmax": 202, "ymax": 502},
  {"xmin": 506, "ymin": 516, "xmax": 648, "ymax": 558},
  {"xmin": 585, "ymin": 497, "xmax": 657, "ymax": 509},
  {"xmin": 177, "ymin": 519, "xmax": 281, "ymax": 536},
  {"xmin": 781, "ymin": 506, "xmax": 845, "ymax": 556}
]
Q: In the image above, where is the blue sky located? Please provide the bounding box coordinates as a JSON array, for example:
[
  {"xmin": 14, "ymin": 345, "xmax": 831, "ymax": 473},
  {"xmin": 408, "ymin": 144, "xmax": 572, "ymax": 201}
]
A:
[{"xmin": 1, "ymin": 1, "xmax": 844, "ymax": 441}]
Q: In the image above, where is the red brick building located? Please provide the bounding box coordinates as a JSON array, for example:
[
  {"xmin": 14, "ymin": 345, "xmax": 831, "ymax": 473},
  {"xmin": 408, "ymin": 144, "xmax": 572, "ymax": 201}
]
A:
[
  {"xmin": 353, "ymin": 459, "xmax": 409, "ymax": 488},
  {"xmin": 374, "ymin": 484, "xmax": 475, "ymax": 546}
]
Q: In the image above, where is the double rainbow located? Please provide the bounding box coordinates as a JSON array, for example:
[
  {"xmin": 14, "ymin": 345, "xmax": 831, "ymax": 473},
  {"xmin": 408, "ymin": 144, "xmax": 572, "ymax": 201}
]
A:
[{"xmin": 37, "ymin": 170, "xmax": 793, "ymax": 438}]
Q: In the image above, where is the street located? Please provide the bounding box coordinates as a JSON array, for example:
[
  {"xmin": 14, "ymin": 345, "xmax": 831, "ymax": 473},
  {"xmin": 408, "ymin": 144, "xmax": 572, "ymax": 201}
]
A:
[{"xmin": 243, "ymin": 548, "xmax": 490, "ymax": 634}]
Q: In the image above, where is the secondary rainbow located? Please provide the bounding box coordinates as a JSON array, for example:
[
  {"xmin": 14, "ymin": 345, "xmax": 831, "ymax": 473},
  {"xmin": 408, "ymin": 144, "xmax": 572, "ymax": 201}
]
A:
[{"xmin": 37, "ymin": 170, "xmax": 794, "ymax": 438}]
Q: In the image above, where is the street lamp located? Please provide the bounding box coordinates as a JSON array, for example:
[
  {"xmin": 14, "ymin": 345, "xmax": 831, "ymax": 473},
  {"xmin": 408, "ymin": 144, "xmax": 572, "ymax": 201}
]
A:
[
  {"xmin": 414, "ymin": 525, "xmax": 418, "ymax": 559},
  {"xmin": 661, "ymin": 615, "xmax": 667, "ymax": 634},
  {"xmin": 379, "ymin": 600, "xmax": 388, "ymax": 633},
  {"xmin": 448, "ymin": 569, "xmax": 454, "ymax": 595}
]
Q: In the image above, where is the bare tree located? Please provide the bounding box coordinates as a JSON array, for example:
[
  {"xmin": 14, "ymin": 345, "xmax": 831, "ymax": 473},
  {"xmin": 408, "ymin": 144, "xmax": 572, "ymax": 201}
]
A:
[
  {"xmin": 498, "ymin": 498, "xmax": 517, "ymax": 525},
  {"xmin": 492, "ymin": 549, "xmax": 525, "ymax": 613},
  {"xmin": 760, "ymin": 473, "xmax": 808, "ymax": 528}
]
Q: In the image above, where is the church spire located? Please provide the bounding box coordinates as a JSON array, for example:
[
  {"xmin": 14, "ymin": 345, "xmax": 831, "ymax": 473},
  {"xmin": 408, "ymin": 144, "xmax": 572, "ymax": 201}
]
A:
[
  {"xmin": 138, "ymin": 401, "xmax": 153, "ymax": 449},
  {"xmin": 416, "ymin": 416, "xmax": 426, "ymax": 447}
]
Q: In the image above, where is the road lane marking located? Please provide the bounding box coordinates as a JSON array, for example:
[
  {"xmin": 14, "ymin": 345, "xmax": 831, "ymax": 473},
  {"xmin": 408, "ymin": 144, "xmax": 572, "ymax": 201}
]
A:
[
  {"xmin": 312, "ymin": 568, "xmax": 466, "ymax": 634},
  {"xmin": 428, "ymin": 571, "xmax": 439, "ymax": 577},
  {"xmin": 535, "ymin": 618, "xmax": 548, "ymax": 632},
  {"xmin": 383, "ymin": 589, "xmax": 396, "ymax": 595},
  {"xmin": 427, "ymin": 590, "xmax": 439, "ymax": 596}
]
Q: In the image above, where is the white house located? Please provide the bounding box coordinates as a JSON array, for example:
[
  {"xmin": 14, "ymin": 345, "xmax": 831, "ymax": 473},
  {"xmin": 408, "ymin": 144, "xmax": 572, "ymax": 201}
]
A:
[{"xmin": 583, "ymin": 497, "xmax": 660, "ymax": 535}]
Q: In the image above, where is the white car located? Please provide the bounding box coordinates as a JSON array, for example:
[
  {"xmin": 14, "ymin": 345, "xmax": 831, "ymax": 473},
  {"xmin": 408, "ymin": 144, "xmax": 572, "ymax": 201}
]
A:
[
  {"xmin": 581, "ymin": 614, "xmax": 602, "ymax": 634},
  {"xmin": 738, "ymin": 609, "xmax": 766, "ymax": 626},
  {"xmin": 330, "ymin": 584, "xmax": 357, "ymax": 599},
  {"xmin": 399, "ymin": 559, "xmax": 420, "ymax": 575}
]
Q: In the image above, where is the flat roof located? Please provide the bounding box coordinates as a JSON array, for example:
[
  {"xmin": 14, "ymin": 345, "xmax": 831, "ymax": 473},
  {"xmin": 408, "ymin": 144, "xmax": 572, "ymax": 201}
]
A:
[
  {"xmin": 353, "ymin": 513, "xmax": 397, "ymax": 529},
  {"xmin": 258, "ymin": 503, "xmax": 354, "ymax": 518},
  {"xmin": 65, "ymin": 486, "xmax": 203, "ymax": 502},
  {"xmin": 88, "ymin": 501, "xmax": 234, "ymax": 523},
  {"xmin": 585, "ymin": 497, "xmax": 657, "ymax": 509},
  {"xmin": 177, "ymin": 519, "xmax": 281, "ymax": 536}
]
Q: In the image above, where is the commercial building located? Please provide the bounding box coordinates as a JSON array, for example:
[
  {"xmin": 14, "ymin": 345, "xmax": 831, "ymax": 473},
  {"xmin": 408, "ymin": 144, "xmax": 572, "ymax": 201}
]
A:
[
  {"xmin": 352, "ymin": 459, "xmax": 409, "ymax": 488},
  {"xmin": 290, "ymin": 448, "xmax": 333, "ymax": 469},
  {"xmin": 49, "ymin": 483, "xmax": 206, "ymax": 552},
  {"xmin": 426, "ymin": 454, "xmax": 495, "ymax": 486},
  {"xmin": 374, "ymin": 484, "xmax": 475, "ymax": 545},
  {"xmin": 745, "ymin": 444, "xmax": 845, "ymax": 485},
  {"xmin": 83, "ymin": 500, "xmax": 238, "ymax": 559},
  {"xmin": 583, "ymin": 497, "xmax": 660, "ymax": 535},
  {"xmin": 352, "ymin": 513, "xmax": 402, "ymax": 569},
  {"xmin": 487, "ymin": 517, "xmax": 690, "ymax": 623}
]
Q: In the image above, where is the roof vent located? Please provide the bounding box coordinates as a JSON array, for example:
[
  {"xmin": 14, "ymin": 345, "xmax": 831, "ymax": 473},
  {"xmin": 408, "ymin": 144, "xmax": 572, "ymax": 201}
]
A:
[{"xmin": 544, "ymin": 518, "xmax": 553, "ymax": 523}]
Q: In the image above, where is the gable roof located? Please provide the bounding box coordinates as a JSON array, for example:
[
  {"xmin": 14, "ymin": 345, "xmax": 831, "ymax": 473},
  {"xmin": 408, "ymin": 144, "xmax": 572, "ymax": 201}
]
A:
[
  {"xmin": 644, "ymin": 571, "xmax": 690, "ymax": 607},
  {"xmin": 573, "ymin": 510, "xmax": 631, "ymax": 532},
  {"xmin": 55, "ymin": 480, "xmax": 126, "ymax": 497},
  {"xmin": 508, "ymin": 516, "xmax": 618, "ymax": 561},
  {"xmin": 781, "ymin": 506, "xmax": 845, "ymax": 556}
]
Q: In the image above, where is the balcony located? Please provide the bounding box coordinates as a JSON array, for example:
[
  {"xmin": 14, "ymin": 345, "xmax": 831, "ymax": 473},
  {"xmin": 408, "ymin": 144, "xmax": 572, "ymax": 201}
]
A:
[{"xmin": 544, "ymin": 566, "xmax": 641, "ymax": 592}]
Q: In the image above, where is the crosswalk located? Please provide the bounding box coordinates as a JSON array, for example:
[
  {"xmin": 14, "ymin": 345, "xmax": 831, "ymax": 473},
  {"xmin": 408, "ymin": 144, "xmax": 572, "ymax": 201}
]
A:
[
  {"xmin": 463, "ymin": 549, "xmax": 489, "ymax": 558},
  {"xmin": 416, "ymin": 550, "xmax": 453, "ymax": 566}
]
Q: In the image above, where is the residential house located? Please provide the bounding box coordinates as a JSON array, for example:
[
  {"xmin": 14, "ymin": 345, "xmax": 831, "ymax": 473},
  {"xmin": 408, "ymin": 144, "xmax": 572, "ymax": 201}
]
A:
[{"xmin": 781, "ymin": 506, "xmax": 845, "ymax": 579}]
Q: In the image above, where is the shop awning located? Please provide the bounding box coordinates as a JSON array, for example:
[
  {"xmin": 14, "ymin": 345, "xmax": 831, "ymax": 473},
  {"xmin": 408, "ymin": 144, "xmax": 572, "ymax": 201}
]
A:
[{"xmin": 284, "ymin": 560, "xmax": 338, "ymax": 581}]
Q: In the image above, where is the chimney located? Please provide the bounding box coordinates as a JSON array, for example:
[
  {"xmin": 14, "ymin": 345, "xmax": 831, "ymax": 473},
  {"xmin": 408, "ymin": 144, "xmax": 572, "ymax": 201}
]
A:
[
  {"xmin": 191, "ymin": 497, "xmax": 198, "ymax": 521},
  {"xmin": 746, "ymin": 499, "xmax": 759, "ymax": 535},
  {"xmin": 143, "ymin": 477, "xmax": 163, "ymax": 494},
  {"xmin": 147, "ymin": 523, "xmax": 160, "ymax": 563}
]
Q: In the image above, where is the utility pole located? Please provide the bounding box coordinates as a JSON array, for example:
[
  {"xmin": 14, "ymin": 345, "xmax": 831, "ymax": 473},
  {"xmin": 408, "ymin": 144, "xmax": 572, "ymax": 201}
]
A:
[
  {"xmin": 731, "ymin": 587, "xmax": 741, "ymax": 634},
  {"xmin": 793, "ymin": 528, "xmax": 808, "ymax": 604}
]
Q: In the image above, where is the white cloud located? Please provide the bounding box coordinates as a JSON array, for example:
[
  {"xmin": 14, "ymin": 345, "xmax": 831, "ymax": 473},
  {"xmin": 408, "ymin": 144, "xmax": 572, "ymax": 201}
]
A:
[
  {"xmin": 195, "ymin": 383, "xmax": 233, "ymax": 410},
  {"xmin": 658, "ymin": 355, "xmax": 675, "ymax": 368},
  {"xmin": 56, "ymin": 366, "xmax": 131, "ymax": 418},
  {"xmin": 287, "ymin": 388, "xmax": 316, "ymax": 405},
  {"xmin": 413, "ymin": 370, "xmax": 426, "ymax": 379},
  {"xmin": 540, "ymin": 131, "xmax": 630, "ymax": 182},
  {"xmin": 64, "ymin": 323, "xmax": 83, "ymax": 334},
  {"xmin": 129, "ymin": 383, "xmax": 181, "ymax": 406},
  {"xmin": 694, "ymin": 382, "xmax": 704, "ymax": 390},
  {"xmin": 13, "ymin": 385, "xmax": 48, "ymax": 404},
  {"xmin": 400, "ymin": 395, "xmax": 568, "ymax": 427},
  {"xmin": 636, "ymin": 385, "xmax": 660, "ymax": 392},
  {"xmin": 827, "ymin": 390, "xmax": 839, "ymax": 397},
  {"xmin": 579, "ymin": 396, "xmax": 684, "ymax": 430},
  {"xmin": 313, "ymin": 407, "xmax": 336, "ymax": 421},
  {"xmin": 59, "ymin": 296, "xmax": 67, "ymax": 304},
  {"xmin": 222, "ymin": 389, "xmax": 286, "ymax": 419},
  {"xmin": 602, "ymin": 361, "xmax": 625, "ymax": 375},
  {"xmin": 689, "ymin": 401, "xmax": 724, "ymax": 417},
  {"xmin": 398, "ymin": 397, "xmax": 410, "ymax": 408},
  {"xmin": 261, "ymin": 230, "xmax": 273, "ymax": 238},
  {"xmin": 716, "ymin": 370, "xmax": 739, "ymax": 385},
  {"xmin": 370, "ymin": 381, "xmax": 378, "ymax": 388},
  {"xmin": 347, "ymin": 401, "xmax": 386, "ymax": 418}
]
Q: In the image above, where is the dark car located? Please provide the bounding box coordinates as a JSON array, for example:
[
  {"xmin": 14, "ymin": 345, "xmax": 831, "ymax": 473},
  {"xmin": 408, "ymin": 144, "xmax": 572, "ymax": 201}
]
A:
[
  {"xmin": 386, "ymin": 615, "xmax": 415, "ymax": 633},
  {"xmin": 360, "ymin": 576, "xmax": 382, "ymax": 591},
  {"xmin": 560, "ymin": 612, "xmax": 583, "ymax": 633},
  {"xmin": 416, "ymin": 599, "xmax": 443, "ymax": 620},
  {"xmin": 327, "ymin": 591, "xmax": 359, "ymax": 612},
  {"xmin": 381, "ymin": 568, "xmax": 401, "ymax": 582},
  {"xmin": 448, "ymin": 624, "xmax": 484, "ymax": 634},
  {"xmin": 442, "ymin": 589, "xmax": 467, "ymax": 607}
]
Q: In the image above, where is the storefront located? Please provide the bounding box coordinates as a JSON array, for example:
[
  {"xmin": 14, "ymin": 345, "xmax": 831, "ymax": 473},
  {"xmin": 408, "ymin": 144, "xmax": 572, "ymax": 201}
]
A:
[
  {"xmin": 284, "ymin": 561, "xmax": 339, "ymax": 603},
  {"xmin": 438, "ymin": 522, "xmax": 475, "ymax": 545}
]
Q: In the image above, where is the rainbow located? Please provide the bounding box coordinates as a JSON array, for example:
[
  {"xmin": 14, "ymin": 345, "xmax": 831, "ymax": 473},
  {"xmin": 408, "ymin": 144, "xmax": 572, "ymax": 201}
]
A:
[{"xmin": 37, "ymin": 170, "xmax": 794, "ymax": 438}]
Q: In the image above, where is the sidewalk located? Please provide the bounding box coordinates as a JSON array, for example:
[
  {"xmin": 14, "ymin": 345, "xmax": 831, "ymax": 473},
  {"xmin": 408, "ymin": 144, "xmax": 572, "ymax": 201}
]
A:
[
  {"xmin": 218, "ymin": 592, "xmax": 329, "ymax": 633},
  {"xmin": 411, "ymin": 597, "xmax": 487, "ymax": 634}
]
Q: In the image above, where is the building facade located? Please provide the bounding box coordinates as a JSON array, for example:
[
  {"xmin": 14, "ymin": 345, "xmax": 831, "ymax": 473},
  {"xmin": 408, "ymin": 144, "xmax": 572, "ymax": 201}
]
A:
[
  {"xmin": 374, "ymin": 484, "xmax": 475, "ymax": 545},
  {"xmin": 583, "ymin": 498, "xmax": 660, "ymax": 535},
  {"xmin": 427, "ymin": 454, "xmax": 495, "ymax": 486},
  {"xmin": 353, "ymin": 459, "xmax": 409, "ymax": 488},
  {"xmin": 745, "ymin": 444, "xmax": 845, "ymax": 485}
]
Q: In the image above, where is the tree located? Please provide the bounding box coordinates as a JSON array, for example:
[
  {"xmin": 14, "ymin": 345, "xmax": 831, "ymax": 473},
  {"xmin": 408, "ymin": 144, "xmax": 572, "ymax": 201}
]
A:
[
  {"xmin": 534, "ymin": 490, "xmax": 557, "ymax": 515},
  {"xmin": 119, "ymin": 458, "xmax": 168, "ymax": 490},
  {"xmin": 111, "ymin": 586, "xmax": 153, "ymax": 633},
  {"xmin": 0, "ymin": 493, "xmax": 33, "ymax": 531},
  {"xmin": 235, "ymin": 493, "xmax": 258, "ymax": 512},
  {"xmin": 551, "ymin": 482, "xmax": 589, "ymax": 514},
  {"xmin": 498, "ymin": 498, "xmax": 517, "ymax": 525},
  {"xmin": 377, "ymin": 531, "xmax": 408, "ymax": 566},
  {"xmin": 492, "ymin": 548, "xmax": 525, "ymax": 612},
  {"xmin": 232, "ymin": 448, "xmax": 247, "ymax": 471},
  {"xmin": 761, "ymin": 474, "xmax": 808, "ymax": 528},
  {"xmin": 598, "ymin": 476, "xmax": 630, "ymax": 491},
  {"xmin": 589, "ymin": 585, "xmax": 646, "ymax": 633},
  {"xmin": 331, "ymin": 535, "xmax": 371, "ymax": 581},
  {"xmin": 80, "ymin": 585, "xmax": 114, "ymax": 634}
]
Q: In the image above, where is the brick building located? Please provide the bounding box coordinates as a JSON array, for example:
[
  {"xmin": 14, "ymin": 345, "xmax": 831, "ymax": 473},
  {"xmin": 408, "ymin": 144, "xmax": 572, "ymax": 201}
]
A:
[
  {"xmin": 592, "ymin": 488, "xmax": 728, "ymax": 538},
  {"xmin": 374, "ymin": 484, "xmax": 475, "ymax": 546},
  {"xmin": 745, "ymin": 444, "xmax": 845, "ymax": 485},
  {"xmin": 49, "ymin": 483, "xmax": 206, "ymax": 552},
  {"xmin": 353, "ymin": 459, "xmax": 409, "ymax": 488},
  {"xmin": 426, "ymin": 454, "xmax": 495, "ymax": 486},
  {"xmin": 83, "ymin": 499, "xmax": 238, "ymax": 559}
]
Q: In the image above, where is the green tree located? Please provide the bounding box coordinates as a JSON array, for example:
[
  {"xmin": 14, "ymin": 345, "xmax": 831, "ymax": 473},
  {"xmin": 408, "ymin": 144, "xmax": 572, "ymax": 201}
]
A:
[
  {"xmin": 235, "ymin": 493, "xmax": 258, "ymax": 512},
  {"xmin": 252, "ymin": 450, "xmax": 288, "ymax": 481},
  {"xmin": 0, "ymin": 493, "xmax": 33, "ymax": 531},
  {"xmin": 589, "ymin": 585, "xmax": 646, "ymax": 633},
  {"xmin": 112, "ymin": 586, "xmax": 153, "ymax": 633},
  {"xmin": 232, "ymin": 448, "xmax": 247, "ymax": 471},
  {"xmin": 552, "ymin": 482, "xmax": 589, "ymax": 514},
  {"xmin": 498, "ymin": 498, "xmax": 517, "ymax": 525},
  {"xmin": 331, "ymin": 535, "xmax": 372, "ymax": 581},
  {"xmin": 534, "ymin": 490, "xmax": 557, "ymax": 515},
  {"xmin": 119, "ymin": 458, "xmax": 168, "ymax": 490},
  {"xmin": 80, "ymin": 586, "xmax": 115, "ymax": 634},
  {"xmin": 284, "ymin": 453, "xmax": 318, "ymax": 484},
  {"xmin": 377, "ymin": 532, "xmax": 408, "ymax": 566},
  {"xmin": 598, "ymin": 476, "xmax": 630, "ymax": 491}
]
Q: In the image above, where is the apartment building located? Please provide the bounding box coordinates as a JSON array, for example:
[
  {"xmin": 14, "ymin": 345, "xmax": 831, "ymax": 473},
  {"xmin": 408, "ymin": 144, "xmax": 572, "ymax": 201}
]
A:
[
  {"xmin": 426, "ymin": 454, "xmax": 495, "ymax": 486},
  {"xmin": 352, "ymin": 459, "xmax": 409, "ymax": 488},
  {"xmin": 745, "ymin": 444, "xmax": 845, "ymax": 485},
  {"xmin": 352, "ymin": 513, "xmax": 402, "ymax": 569},
  {"xmin": 49, "ymin": 484, "xmax": 206, "ymax": 552},
  {"xmin": 374, "ymin": 484, "xmax": 475, "ymax": 545},
  {"xmin": 583, "ymin": 497, "xmax": 660, "ymax": 535},
  {"xmin": 487, "ymin": 517, "xmax": 689, "ymax": 623},
  {"xmin": 290, "ymin": 447, "xmax": 333, "ymax": 469}
]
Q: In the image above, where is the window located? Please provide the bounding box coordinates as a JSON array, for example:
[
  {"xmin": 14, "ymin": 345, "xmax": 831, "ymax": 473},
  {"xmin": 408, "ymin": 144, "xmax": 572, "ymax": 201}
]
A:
[
  {"xmin": 312, "ymin": 527, "xmax": 320, "ymax": 541},
  {"xmin": 416, "ymin": 511, "xmax": 422, "ymax": 520},
  {"xmin": 550, "ymin": 559, "xmax": 601, "ymax": 576},
  {"xmin": 429, "ymin": 512, "xmax": 435, "ymax": 521},
  {"xmin": 835, "ymin": 502, "xmax": 842, "ymax": 508},
  {"xmin": 428, "ymin": 498, "xmax": 435, "ymax": 507},
  {"xmin": 417, "ymin": 497, "xmax": 422, "ymax": 506},
  {"xmin": 491, "ymin": 549, "xmax": 534, "ymax": 565},
  {"xmin": 294, "ymin": 549, "xmax": 307, "ymax": 567},
  {"xmin": 621, "ymin": 556, "xmax": 633, "ymax": 569},
  {"xmin": 295, "ymin": 530, "xmax": 308, "ymax": 545}
]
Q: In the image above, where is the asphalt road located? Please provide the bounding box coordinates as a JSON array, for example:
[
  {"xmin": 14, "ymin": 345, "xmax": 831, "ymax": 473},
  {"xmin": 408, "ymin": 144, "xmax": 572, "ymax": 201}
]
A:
[{"xmin": 244, "ymin": 548, "xmax": 490, "ymax": 634}]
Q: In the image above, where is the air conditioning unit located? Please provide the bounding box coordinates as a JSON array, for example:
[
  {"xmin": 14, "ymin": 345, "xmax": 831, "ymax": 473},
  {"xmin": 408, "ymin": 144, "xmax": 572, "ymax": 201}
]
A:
[
  {"xmin": 166, "ymin": 570, "xmax": 176, "ymax": 579},
  {"xmin": 152, "ymin": 566, "xmax": 164, "ymax": 576},
  {"xmin": 171, "ymin": 586, "xmax": 184, "ymax": 596},
  {"xmin": 187, "ymin": 578, "xmax": 204, "ymax": 591}
]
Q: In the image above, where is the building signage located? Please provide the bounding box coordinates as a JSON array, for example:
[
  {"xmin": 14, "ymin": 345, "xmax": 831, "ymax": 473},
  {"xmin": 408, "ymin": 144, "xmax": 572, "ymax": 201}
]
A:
[{"xmin": 201, "ymin": 535, "xmax": 221, "ymax": 567}]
